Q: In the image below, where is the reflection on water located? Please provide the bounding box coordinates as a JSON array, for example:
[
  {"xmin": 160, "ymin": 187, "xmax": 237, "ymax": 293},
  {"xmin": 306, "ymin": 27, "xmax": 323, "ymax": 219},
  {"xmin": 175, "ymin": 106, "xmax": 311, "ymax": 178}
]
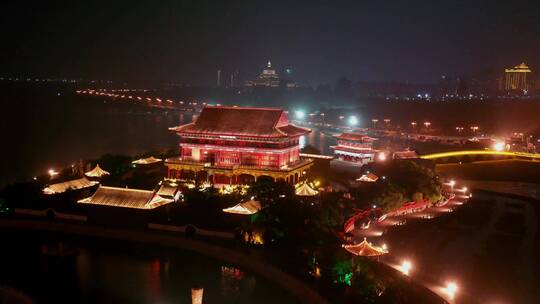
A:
[
  {"xmin": 1, "ymin": 89, "xmax": 337, "ymax": 187},
  {"xmin": 300, "ymin": 130, "xmax": 336, "ymax": 155},
  {"xmin": 0, "ymin": 233, "xmax": 297, "ymax": 304},
  {"xmin": 0, "ymin": 92, "xmax": 194, "ymax": 187}
]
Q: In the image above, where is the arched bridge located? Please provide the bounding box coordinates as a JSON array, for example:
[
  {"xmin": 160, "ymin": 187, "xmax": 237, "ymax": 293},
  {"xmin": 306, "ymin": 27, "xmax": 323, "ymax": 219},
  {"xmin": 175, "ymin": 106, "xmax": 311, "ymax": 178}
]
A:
[{"xmin": 420, "ymin": 150, "xmax": 540, "ymax": 160}]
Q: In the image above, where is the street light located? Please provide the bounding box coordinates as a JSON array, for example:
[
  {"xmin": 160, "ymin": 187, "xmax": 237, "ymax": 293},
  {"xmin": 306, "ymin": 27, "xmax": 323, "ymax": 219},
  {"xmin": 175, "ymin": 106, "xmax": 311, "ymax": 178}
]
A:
[
  {"xmin": 348, "ymin": 115, "xmax": 359, "ymax": 126},
  {"xmin": 48, "ymin": 169, "xmax": 59, "ymax": 179},
  {"xmin": 400, "ymin": 260, "xmax": 412, "ymax": 275},
  {"xmin": 449, "ymin": 180, "xmax": 455, "ymax": 193},
  {"xmin": 444, "ymin": 282, "xmax": 458, "ymax": 299},
  {"xmin": 295, "ymin": 110, "xmax": 305, "ymax": 120},
  {"xmin": 493, "ymin": 141, "xmax": 505, "ymax": 151},
  {"xmin": 424, "ymin": 121, "xmax": 431, "ymax": 128}
]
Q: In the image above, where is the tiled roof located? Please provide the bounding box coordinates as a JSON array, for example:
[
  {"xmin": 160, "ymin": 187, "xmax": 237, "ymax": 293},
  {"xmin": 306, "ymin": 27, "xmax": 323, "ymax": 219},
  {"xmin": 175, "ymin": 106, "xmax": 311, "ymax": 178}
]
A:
[
  {"xmin": 43, "ymin": 177, "xmax": 98, "ymax": 195},
  {"xmin": 171, "ymin": 106, "xmax": 309, "ymax": 138},
  {"xmin": 78, "ymin": 186, "xmax": 161, "ymax": 209}
]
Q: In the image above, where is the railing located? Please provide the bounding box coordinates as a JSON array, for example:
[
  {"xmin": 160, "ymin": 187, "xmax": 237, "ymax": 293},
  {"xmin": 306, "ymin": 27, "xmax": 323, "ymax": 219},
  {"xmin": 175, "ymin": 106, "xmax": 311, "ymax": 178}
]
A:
[{"xmin": 166, "ymin": 158, "xmax": 313, "ymax": 172}]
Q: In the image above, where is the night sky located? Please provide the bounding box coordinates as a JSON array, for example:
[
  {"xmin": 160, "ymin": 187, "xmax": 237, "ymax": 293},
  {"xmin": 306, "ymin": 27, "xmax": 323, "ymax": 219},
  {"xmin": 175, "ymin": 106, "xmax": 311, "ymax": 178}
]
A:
[{"xmin": 2, "ymin": 0, "xmax": 539, "ymax": 86}]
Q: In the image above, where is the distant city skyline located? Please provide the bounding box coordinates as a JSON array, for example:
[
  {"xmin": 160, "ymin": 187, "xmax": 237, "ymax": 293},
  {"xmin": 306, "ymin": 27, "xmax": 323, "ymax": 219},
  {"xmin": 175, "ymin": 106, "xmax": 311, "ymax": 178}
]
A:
[{"xmin": 2, "ymin": 1, "xmax": 540, "ymax": 86}]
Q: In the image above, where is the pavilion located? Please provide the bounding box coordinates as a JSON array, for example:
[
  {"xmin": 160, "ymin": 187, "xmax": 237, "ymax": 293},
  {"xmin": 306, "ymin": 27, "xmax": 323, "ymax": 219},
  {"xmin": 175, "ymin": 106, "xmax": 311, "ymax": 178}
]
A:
[
  {"xmin": 223, "ymin": 199, "xmax": 262, "ymax": 215},
  {"xmin": 78, "ymin": 186, "xmax": 173, "ymax": 209},
  {"xmin": 295, "ymin": 182, "xmax": 319, "ymax": 196},
  {"xmin": 166, "ymin": 106, "xmax": 313, "ymax": 185},
  {"xmin": 331, "ymin": 132, "xmax": 378, "ymax": 165},
  {"xmin": 343, "ymin": 238, "xmax": 388, "ymax": 256},
  {"xmin": 132, "ymin": 156, "xmax": 163, "ymax": 165},
  {"xmin": 357, "ymin": 173, "xmax": 379, "ymax": 183},
  {"xmin": 85, "ymin": 164, "xmax": 110, "ymax": 178},
  {"xmin": 43, "ymin": 177, "xmax": 99, "ymax": 195}
]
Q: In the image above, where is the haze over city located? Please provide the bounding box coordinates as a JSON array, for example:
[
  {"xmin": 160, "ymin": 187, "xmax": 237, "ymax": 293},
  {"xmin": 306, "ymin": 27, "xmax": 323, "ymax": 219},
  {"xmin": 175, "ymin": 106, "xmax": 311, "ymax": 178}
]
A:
[{"xmin": 3, "ymin": 1, "xmax": 540, "ymax": 85}]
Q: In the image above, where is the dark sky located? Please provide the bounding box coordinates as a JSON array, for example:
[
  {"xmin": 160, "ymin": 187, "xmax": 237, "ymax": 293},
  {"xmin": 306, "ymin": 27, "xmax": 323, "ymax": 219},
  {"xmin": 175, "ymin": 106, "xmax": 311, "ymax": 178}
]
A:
[{"xmin": 2, "ymin": 0, "xmax": 539, "ymax": 86}]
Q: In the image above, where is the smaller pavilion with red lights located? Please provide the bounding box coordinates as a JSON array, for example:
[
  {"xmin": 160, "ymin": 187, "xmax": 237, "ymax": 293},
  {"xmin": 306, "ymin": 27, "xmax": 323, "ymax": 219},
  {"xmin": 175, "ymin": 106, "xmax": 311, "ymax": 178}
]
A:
[
  {"xmin": 331, "ymin": 132, "xmax": 378, "ymax": 165},
  {"xmin": 165, "ymin": 106, "xmax": 313, "ymax": 185}
]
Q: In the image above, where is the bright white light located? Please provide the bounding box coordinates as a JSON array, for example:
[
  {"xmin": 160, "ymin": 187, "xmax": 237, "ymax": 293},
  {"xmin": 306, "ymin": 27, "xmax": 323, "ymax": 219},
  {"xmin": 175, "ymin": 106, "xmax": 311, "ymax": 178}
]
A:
[
  {"xmin": 381, "ymin": 243, "xmax": 387, "ymax": 251},
  {"xmin": 493, "ymin": 141, "xmax": 505, "ymax": 151},
  {"xmin": 462, "ymin": 187, "xmax": 468, "ymax": 192},
  {"xmin": 400, "ymin": 260, "xmax": 412, "ymax": 275},
  {"xmin": 449, "ymin": 180, "xmax": 456, "ymax": 187},
  {"xmin": 444, "ymin": 282, "xmax": 458, "ymax": 299},
  {"xmin": 295, "ymin": 110, "xmax": 305, "ymax": 119},
  {"xmin": 348, "ymin": 115, "xmax": 359, "ymax": 126},
  {"xmin": 48, "ymin": 169, "xmax": 58, "ymax": 178},
  {"xmin": 378, "ymin": 152, "xmax": 387, "ymax": 161}
]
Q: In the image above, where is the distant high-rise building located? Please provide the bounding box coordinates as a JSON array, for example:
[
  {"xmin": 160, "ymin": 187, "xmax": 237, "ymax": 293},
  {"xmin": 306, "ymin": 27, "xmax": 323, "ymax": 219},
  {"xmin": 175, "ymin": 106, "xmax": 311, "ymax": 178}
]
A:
[
  {"xmin": 504, "ymin": 62, "xmax": 532, "ymax": 92},
  {"xmin": 217, "ymin": 69, "xmax": 222, "ymax": 87},
  {"xmin": 245, "ymin": 60, "xmax": 281, "ymax": 88}
]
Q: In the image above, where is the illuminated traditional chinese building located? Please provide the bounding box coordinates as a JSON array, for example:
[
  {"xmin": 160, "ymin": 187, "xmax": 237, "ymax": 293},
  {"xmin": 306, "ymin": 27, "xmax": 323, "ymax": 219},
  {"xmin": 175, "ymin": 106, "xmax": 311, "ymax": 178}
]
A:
[
  {"xmin": 504, "ymin": 62, "xmax": 532, "ymax": 92},
  {"xmin": 331, "ymin": 132, "xmax": 378, "ymax": 165},
  {"xmin": 165, "ymin": 106, "xmax": 313, "ymax": 185}
]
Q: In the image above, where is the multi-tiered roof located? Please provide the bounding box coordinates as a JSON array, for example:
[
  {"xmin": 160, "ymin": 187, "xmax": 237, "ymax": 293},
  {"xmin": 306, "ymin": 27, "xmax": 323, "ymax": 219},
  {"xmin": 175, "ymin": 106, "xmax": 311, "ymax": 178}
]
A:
[{"xmin": 170, "ymin": 106, "xmax": 309, "ymax": 139}]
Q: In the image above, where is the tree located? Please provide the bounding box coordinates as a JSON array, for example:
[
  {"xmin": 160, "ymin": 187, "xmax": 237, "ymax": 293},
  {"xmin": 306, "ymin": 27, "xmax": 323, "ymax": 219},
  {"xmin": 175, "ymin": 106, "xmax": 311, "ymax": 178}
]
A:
[{"xmin": 248, "ymin": 176, "xmax": 294, "ymax": 206}]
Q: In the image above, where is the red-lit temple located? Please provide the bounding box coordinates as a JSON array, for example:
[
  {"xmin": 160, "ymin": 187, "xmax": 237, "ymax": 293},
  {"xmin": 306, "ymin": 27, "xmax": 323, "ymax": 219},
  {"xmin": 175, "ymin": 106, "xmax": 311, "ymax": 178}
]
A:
[
  {"xmin": 165, "ymin": 106, "xmax": 313, "ymax": 185},
  {"xmin": 331, "ymin": 132, "xmax": 378, "ymax": 165}
]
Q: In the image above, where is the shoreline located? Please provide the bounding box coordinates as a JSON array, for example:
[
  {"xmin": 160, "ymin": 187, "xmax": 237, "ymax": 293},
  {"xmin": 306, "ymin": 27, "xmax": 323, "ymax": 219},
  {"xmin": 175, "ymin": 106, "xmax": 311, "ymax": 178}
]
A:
[{"xmin": 0, "ymin": 218, "xmax": 329, "ymax": 304}]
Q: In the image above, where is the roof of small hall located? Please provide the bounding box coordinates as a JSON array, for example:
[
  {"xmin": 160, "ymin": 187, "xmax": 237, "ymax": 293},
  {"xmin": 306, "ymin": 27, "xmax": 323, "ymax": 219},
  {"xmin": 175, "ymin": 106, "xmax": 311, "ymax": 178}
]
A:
[
  {"xmin": 78, "ymin": 186, "xmax": 158, "ymax": 209},
  {"xmin": 43, "ymin": 177, "xmax": 98, "ymax": 195}
]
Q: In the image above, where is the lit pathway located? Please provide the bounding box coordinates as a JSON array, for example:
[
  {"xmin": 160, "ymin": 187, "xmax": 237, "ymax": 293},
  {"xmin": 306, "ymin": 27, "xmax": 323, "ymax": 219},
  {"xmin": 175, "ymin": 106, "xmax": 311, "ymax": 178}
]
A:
[
  {"xmin": 352, "ymin": 183, "xmax": 539, "ymax": 304},
  {"xmin": 352, "ymin": 182, "xmax": 472, "ymax": 303}
]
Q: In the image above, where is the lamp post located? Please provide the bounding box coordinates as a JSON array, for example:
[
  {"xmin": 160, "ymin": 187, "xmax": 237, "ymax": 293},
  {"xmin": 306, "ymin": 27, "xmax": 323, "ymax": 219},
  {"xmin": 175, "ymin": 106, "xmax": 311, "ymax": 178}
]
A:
[
  {"xmin": 449, "ymin": 180, "xmax": 455, "ymax": 193},
  {"xmin": 444, "ymin": 282, "xmax": 458, "ymax": 300},
  {"xmin": 371, "ymin": 119, "xmax": 378, "ymax": 129},
  {"xmin": 400, "ymin": 260, "xmax": 412, "ymax": 276}
]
